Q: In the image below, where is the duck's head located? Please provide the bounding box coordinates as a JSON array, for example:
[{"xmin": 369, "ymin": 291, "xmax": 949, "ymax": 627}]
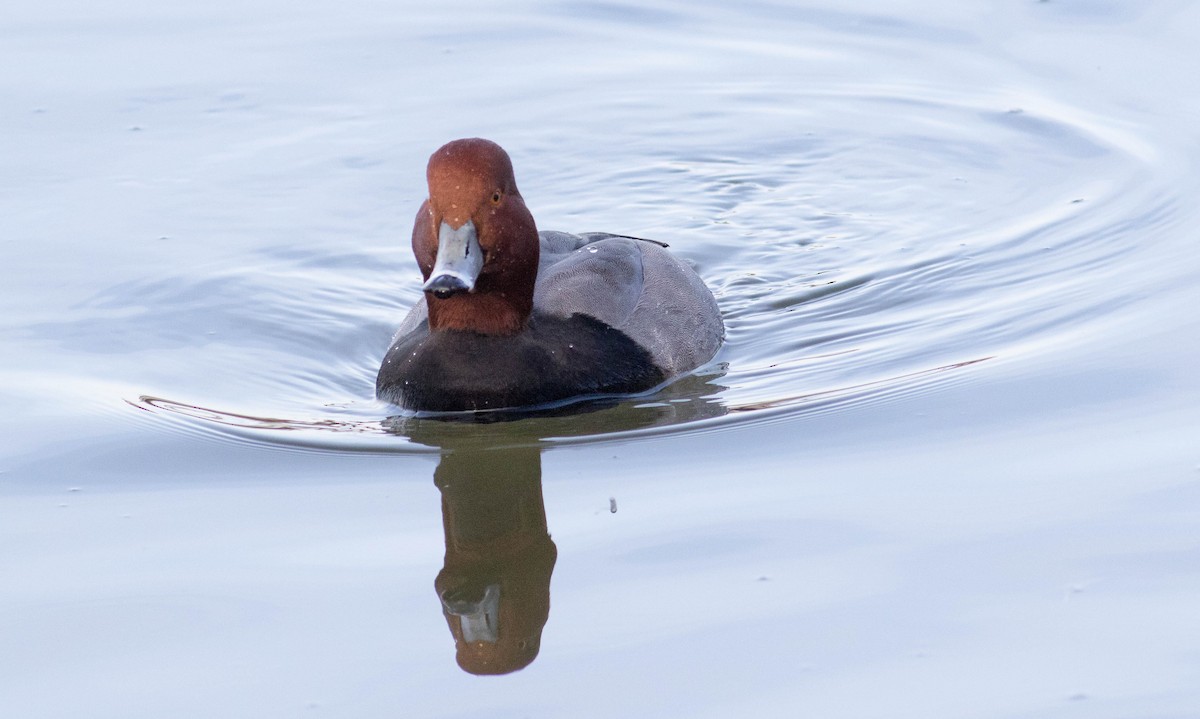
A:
[{"xmin": 413, "ymin": 138, "xmax": 540, "ymax": 336}]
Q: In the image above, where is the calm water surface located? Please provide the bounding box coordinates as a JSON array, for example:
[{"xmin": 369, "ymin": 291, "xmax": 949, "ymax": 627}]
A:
[{"xmin": 3, "ymin": 0, "xmax": 1200, "ymax": 716}]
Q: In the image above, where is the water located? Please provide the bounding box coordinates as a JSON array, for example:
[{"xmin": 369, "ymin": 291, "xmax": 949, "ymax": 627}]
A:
[{"xmin": 3, "ymin": 0, "xmax": 1200, "ymax": 716}]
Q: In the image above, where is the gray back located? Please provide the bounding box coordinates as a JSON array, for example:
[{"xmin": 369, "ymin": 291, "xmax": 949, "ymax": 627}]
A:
[{"xmin": 534, "ymin": 232, "xmax": 723, "ymax": 377}]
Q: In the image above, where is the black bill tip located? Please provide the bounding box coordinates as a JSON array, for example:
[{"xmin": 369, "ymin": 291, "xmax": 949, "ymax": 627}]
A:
[{"xmin": 424, "ymin": 274, "xmax": 472, "ymax": 299}]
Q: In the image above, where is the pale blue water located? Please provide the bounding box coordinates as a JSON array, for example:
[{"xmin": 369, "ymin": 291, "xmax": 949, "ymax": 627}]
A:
[{"xmin": 3, "ymin": 1, "xmax": 1200, "ymax": 716}]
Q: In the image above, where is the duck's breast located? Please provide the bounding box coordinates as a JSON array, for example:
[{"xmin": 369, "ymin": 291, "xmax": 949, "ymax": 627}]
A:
[{"xmin": 375, "ymin": 314, "xmax": 665, "ymax": 411}]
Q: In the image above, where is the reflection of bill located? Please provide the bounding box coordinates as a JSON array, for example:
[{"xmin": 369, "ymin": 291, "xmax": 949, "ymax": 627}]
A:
[{"xmin": 434, "ymin": 446, "xmax": 557, "ymax": 675}]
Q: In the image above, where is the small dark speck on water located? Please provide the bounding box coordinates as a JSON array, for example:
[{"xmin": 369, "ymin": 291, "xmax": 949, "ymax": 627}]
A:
[
  {"xmin": 1068, "ymin": 693, "xmax": 1088, "ymax": 702},
  {"xmin": 1071, "ymin": 198, "xmax": 1085, "ymax": 204},
  {"xmin": 609, "ymin": 497, "xmax": 617, "ymax": 513},
  {"xmin": 757, "ymin": 576, "xmax": 770, "ymax": 582},
  {"xmin": 128, "ymin": 126, "xmax": 143, "ymax": 132}
]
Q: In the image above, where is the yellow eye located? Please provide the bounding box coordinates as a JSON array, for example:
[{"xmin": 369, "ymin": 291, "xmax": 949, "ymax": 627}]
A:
[{"xmin": 491, "ymin": 191, "xmax": 502, "ymax": 205}]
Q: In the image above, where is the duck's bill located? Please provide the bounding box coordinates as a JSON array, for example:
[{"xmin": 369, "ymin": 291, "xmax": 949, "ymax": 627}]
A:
[{"xmin": 424, "ymin": 220, "xmax": 483, "ymax": 298}]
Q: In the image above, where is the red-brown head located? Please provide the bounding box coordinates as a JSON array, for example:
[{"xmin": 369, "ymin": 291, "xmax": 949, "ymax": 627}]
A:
[{"xmin": 412, "ymin": 138, "xmax": 540, "ymax": 335}]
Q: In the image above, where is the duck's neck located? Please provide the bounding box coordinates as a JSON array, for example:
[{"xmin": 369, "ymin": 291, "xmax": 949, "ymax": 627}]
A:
[{"xmin": 426, "ymin": 287, "xmax": 532, "ymax": 336}]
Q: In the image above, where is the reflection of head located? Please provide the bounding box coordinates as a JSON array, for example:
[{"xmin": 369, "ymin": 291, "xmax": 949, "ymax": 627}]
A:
[{"xmin": 434, "ymin": 445, "xmax": 557, "ymax": 675}]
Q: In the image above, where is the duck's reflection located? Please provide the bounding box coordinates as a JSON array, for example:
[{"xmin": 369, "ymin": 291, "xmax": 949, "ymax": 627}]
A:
[
  {"xmin": 433, "ymin": 444, "xmax": 555, "ymax": 675},
  {"xmin": 397, "ymin": 368, "xmax": 729, "ymax": 675}
]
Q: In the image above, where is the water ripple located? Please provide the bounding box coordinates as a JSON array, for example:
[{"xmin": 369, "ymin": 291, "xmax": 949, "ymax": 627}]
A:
[{"xmin": 96, "ymin": 81, "xmax": 1177, "ymax": 452}]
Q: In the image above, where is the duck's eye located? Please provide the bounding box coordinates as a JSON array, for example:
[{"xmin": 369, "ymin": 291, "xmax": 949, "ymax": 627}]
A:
[{"xmin": 491, "ymin": 191, "xmax": 502, "ymax": 205}]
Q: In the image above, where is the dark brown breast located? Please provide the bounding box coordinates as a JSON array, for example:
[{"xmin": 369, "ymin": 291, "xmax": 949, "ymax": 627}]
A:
[{"xmin": 376, "ymin": 313, "xmax": 666, "ymax": 412}]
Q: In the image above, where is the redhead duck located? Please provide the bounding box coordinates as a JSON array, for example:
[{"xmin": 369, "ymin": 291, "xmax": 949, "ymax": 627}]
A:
[{"xmin": 376, "ymin": 138, "xmax": 723, "ymax": 412}]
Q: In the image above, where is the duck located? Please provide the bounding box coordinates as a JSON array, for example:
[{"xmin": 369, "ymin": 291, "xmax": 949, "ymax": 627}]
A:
[{"xmin": 376, "ymin": 138, "xmax": 723, "ymax": 412}]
